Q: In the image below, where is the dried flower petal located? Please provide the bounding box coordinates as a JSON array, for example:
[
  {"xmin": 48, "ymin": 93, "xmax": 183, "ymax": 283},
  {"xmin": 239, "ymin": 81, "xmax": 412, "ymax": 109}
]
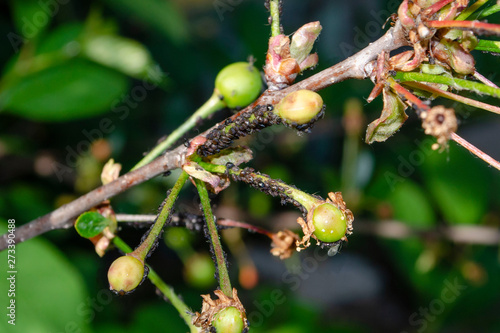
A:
[
  {"xmin": 192, "ymin": 288, "xmax": 248, "ymax": 332},
  {"xmin": 270, "ymin": 230, "xmax": 300, "ymax": 259},
  {"xmin": 421, "ymin": 105, "xmax": 458, "ymax": 150}
]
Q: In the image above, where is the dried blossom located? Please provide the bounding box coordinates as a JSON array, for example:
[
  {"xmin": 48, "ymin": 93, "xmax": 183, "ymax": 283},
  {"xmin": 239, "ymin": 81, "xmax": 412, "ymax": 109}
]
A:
[
  {"xmin": 270, "ymin": 229, "xmax": 300, "ymax": 259},
  {"xmin": 192, "ymin": 288, "xmax": 248, "ymax": 332},
  {"xmin": 421, "ymin": 105, "xmax": 458, "ymax": 150}
]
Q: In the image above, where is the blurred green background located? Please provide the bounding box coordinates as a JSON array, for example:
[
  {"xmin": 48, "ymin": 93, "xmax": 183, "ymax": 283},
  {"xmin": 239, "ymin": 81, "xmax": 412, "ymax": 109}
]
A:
[{"xmin": 1, "ymin": 0, "xmax": 500, "ymax": 332}]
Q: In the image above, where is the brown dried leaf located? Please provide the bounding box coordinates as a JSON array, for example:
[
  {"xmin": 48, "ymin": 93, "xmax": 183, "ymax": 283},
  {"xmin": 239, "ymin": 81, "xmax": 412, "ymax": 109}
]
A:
[{"xmin": 183, "ymin": 161, "xmax": 229, "ymax": 194}]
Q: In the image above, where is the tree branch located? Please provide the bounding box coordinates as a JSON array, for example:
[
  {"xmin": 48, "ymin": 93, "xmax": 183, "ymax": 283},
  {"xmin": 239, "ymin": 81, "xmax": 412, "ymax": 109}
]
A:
[{"xmin": 0, "ymin": 22, "xmax": 408, "ymax": 251}]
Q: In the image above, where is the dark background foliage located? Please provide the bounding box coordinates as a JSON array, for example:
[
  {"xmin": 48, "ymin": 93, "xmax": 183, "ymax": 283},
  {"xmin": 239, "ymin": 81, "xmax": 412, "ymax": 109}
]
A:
[{"xmin": 1, "ymin": 0, "xmax": 499, "ymax": 332}]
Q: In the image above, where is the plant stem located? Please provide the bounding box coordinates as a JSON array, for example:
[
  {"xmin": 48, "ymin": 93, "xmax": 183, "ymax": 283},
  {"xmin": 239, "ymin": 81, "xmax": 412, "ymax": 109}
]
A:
[
  {"xmin": 456, "ymin": 0, "xmax": 489, "ymax": 21},
  {"xmin": 426, "ymin": 20, "xmax": 500, "ymax": 34},
  {"xmin": 112, "ymin": 236, "xmax": 199, "ymax": 333},
  {"xmin": 269, "ymin": 0, "xmax": 281, "ymax": 37},
  {"xmin": 131, "ymin": 171, "xmax": 189, "ymax": 261},
  {"xmin": 451, "ymin": 133, "xmax": 500, "ymax": 171},
  {"xmin": 195, "ymin": 178, "xmax": 233, "ymax": 297},
  {"xmin": 404, "ymin": 81, "xmax": 500, "ymax": 115},
  {"xmin": 131, "ymin": 92, "xmax": 225, "ymax": 171},
  {"xmin": 199, "ymin": 162, "xmax": 320, "ymax": 211},
  {"xmin": 393, "ymin": 72, "xmax": 500, "ymax": 99}
]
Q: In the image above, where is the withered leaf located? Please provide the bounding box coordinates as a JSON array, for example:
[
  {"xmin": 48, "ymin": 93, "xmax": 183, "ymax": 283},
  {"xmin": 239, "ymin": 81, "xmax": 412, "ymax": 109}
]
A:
[{"xmin": 365, "ymin": 89, "xmax": 408, "ymax": 144}]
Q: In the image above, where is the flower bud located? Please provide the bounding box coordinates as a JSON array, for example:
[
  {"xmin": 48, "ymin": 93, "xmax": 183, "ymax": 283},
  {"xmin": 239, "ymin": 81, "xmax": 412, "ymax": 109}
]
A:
[
  {"xmin": 107, "ymin": 255, "xmax": 145, "ymax": 294},
  {"xmin": 212, "ymin": 306, "xmax": 246, "ymax": 333},
  {"xmin": 275, "ymin": 90, "xmax": 323, "ymax": 125},
  {"xmin": 215, "ymin": 62, "xmax": 263, "ymax": 108},
  {"xmin": 312, "ymin": 202, "xmax": 348, "ymax": 243},
  {"xmin": 431, "ymin": 39, "xmax": 475, "ymax": 75}
]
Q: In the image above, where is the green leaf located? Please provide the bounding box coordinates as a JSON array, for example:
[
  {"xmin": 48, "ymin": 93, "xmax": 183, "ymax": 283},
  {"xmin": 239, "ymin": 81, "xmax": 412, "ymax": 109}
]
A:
[
  {"xmin": 475, "ymin": 39, "xmax": 500, "ymax": 54},
  {"xmin": 421, "ymin": 144, "xmax": 490, "ymax": 224},
  {"xmin": 9, "ymin": 0, "xmax": 52, "ymax": 40},
  {"xmin": 75, "ymin": 211, "xmax": 111, "ymax": 238},
  {"xmin": 389, "ymin": 180, "xmax": 436, "ymax": 228},
  {"xmin": 0, "ymin": 220, "xmax": 90, "ymax": 333},
  {"xmin": 365, "ymin": 89, "xmax": 408, "ymax": 144},
  {"xmin": 37, "ymin": 23, "xmax": 84, "ymax": 54},
  {"xmin": 82, "ymin": 34, "xmax": 163, "ymax": 82},
  {"xmin": 101, "ymin": 0, "xmax": 189, "ymax": 45},
  {"xmin": 0, "ymin": 59, "xmax": 129, "ymax": 121}
]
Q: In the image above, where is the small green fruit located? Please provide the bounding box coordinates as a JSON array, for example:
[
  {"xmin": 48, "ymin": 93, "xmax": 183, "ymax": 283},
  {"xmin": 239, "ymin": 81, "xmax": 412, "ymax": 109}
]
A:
[
  {"xmin": 184, "ymin": 253, "xmax": 216, "ymax": 289},
  {"xmin": 275, "ymin": 90, "xmax": 323, "ymax": 124},
  {"xmin": 215, "ymin": 62, "xmax": 262, "ymax": 108},
  {"xmin": 108, "ymin": 255, "xmax": 145, "ymax": 293},
  {"xmin": 312, "ymin": 203, "xmax": 347, "ymax": 243},
  {"xmin": 212, "ymin": 306, "xmax": 245, "ymax": 333}
]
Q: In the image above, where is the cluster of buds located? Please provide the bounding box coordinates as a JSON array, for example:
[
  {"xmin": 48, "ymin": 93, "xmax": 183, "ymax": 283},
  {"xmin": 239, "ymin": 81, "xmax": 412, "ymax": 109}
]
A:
[
  {"xmin": 394, "ymin": 0, "xmax": 476, "ymax": 74},
  {"xmin": 264, "ymin": 22, "xmax": 322, "ymax": 90}
]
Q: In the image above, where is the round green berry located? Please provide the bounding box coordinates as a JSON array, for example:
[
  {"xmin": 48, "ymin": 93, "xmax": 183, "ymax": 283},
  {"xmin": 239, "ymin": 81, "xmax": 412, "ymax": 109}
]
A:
[
  {"xmin": 184, "ymin": 253, "xmax": 216, "ymax": 289},
  {"xmin": 107, "ymin": 255, "xmax": 145, "ymax": 293},
  {"xmin": 275, "ymin": 89, "xmax": 323, "ymax": 124},
  {"xmin": 212, "ymin": 306, "xmax": 245, "ymax": 333},
  {"xmin": 312, "ymin": 203, "xmax": 347, "ymax": 243},
  {"xmin": 215, "ymin": 62, "xmax": 262, "ymax": 108}
]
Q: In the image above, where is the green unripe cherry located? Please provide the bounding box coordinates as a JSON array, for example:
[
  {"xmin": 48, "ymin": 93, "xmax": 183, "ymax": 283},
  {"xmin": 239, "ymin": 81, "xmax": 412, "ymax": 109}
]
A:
[
  {"xmin": 212, "ymin": 306, "xmax": 245, "ymax": 333},
  {"xmin": 215, "ymin": 62, "xmax": 262, "ymax": 108},
  {"xmin": 312, "ymin": 203, "xmax": 347, "ymax": 243},
  {"xmin": 107, "ymin": 255, "xmax": 145, "ymax": 293},
  {"xmin": 275, "ymin": 89, "xmax": 323, "ymax": 124},
  {"xmin": 184, "ymin": 253, "xmax": 216, "ymax": 289}
]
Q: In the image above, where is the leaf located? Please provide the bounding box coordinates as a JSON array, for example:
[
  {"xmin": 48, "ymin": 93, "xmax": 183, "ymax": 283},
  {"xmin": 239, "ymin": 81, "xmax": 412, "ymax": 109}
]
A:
[
  {"xmin": 0, "ymin": 220, "xmax": 90, "ymax": 333},
  {"xmin": 101, "ymin": 0, "xmax": 189, "ymax": 45},
  {"xmin": 0, "ymin": 59, "xmax": 129, "ymax": 121},
  {"xmin": 82, "ymin": 34, "xmax": 163, "ymax": 82},
  {"xmin": 420, "ymin": 144, "xmax": 490, "ymax": 224},
  {"xmin": 183, "ymin": 161, "xmax": 229, "ymax": 194},
  {"xmin": 206, "ymin": 146, "xmax": 253, "ymax": 167},
  {"xmin": 75, "ymin": 211, "xmax": 111, "ymax": 238},
  {"xmin": 365, "ymin": 89, "xmax": 408, "ymax": 144},
  {"xmin": 9, "ymin": 0, "xmax": 52, "ymax": 40},
  {"xmin": 389, "ymin": 180, "xmax": 436, "ymax": 228},
  {"xmin": 475, "ymin": 39, "xmax": 500, "ymax": 54}
]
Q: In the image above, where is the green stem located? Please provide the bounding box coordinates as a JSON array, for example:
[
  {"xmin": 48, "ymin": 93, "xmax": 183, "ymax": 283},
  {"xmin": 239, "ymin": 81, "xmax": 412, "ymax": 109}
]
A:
[
  {"xmin": 195, "ymin": 178, "xmax": 232, "ymax": 297},
  {"xmin": 456, "ymin": 0, "xmax": 489, "ymax": 21},
  {"xmin": 131, "ymin": 171, "xmax": 189, "ymax": 261},
  {"xmin": 394, "ymin": 72, "xmax": 500, "ymax": 99},
  {"xmin": 112, "ymin": 236, "xmax": 199, "ymax": 333},
  {"xmin": 131, "ymin": 92, "xmax": 225, "ymax": 171},
  {"xmin": 404, "ymin": 81, "xmax": 500, "ymax": 115},
  {"xmin": 199, "ymin": 162, "xmax": 320, "ymax": 211},
  {"xmin": 270, "ymin": 0, "xmax": 281, "ymax": 37}
]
